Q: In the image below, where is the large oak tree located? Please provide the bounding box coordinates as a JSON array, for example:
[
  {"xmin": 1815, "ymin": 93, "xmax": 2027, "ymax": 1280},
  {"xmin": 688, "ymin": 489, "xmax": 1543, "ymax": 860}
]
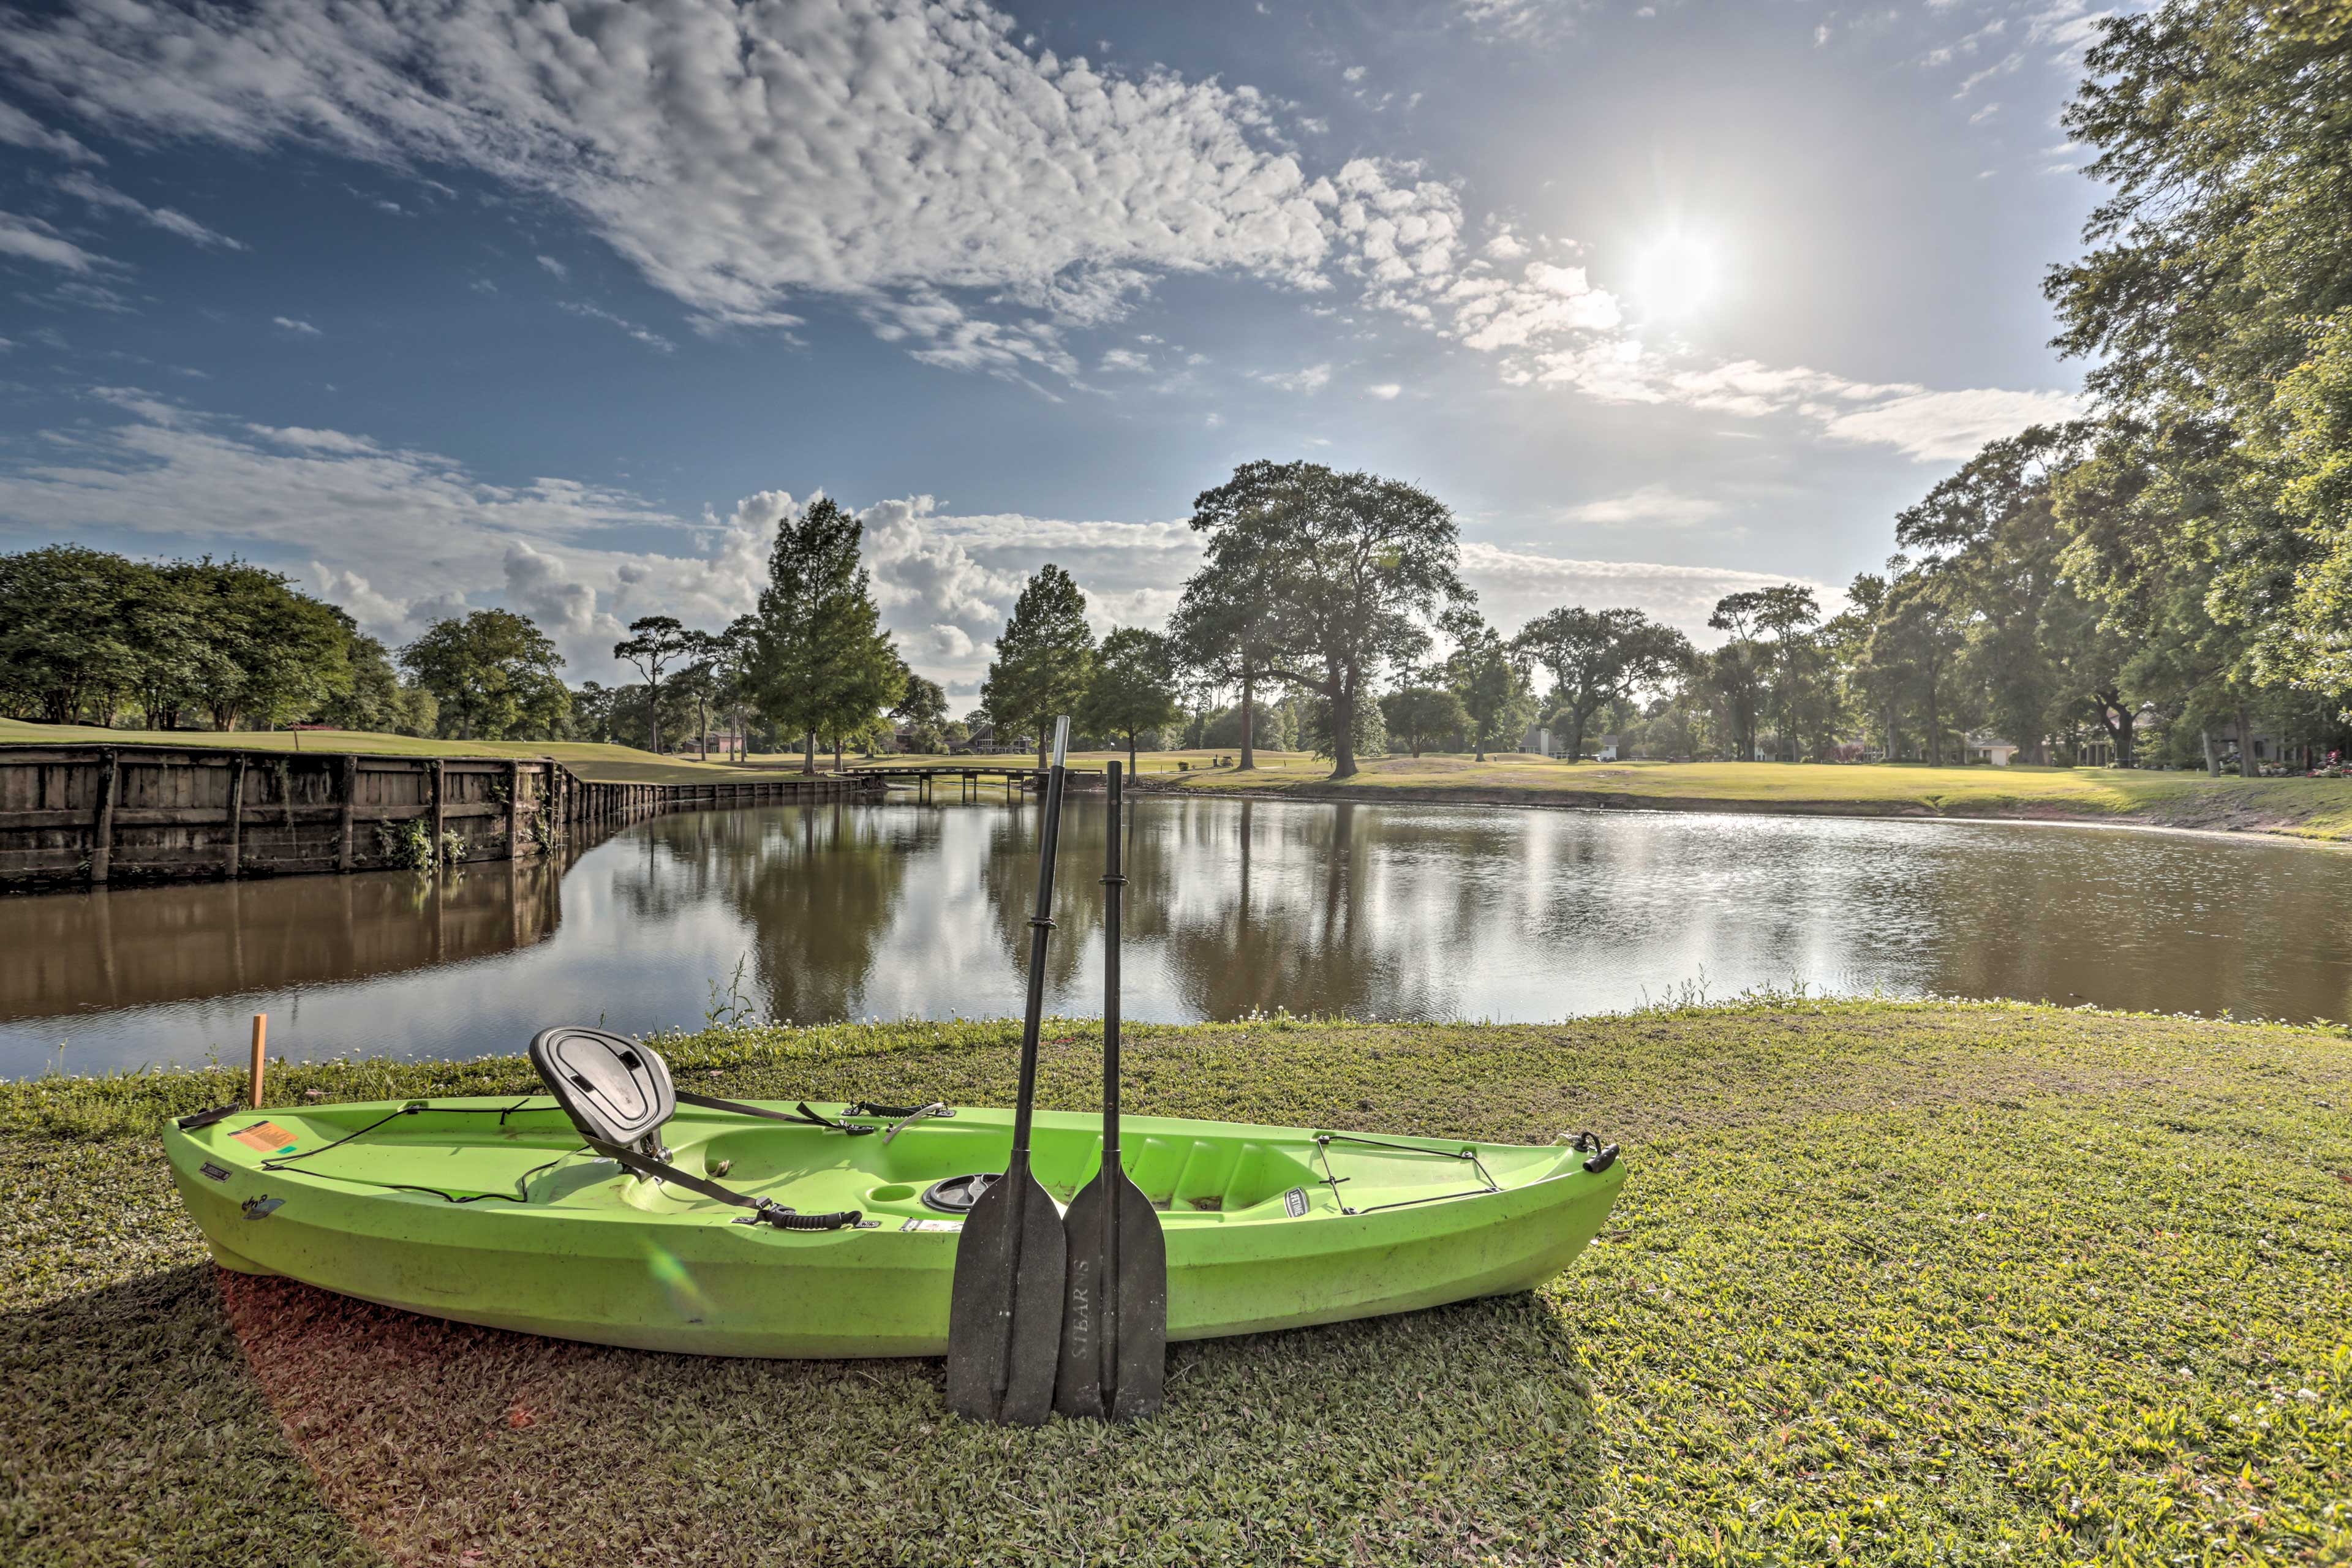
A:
[{"xmin": 1182, "ymin": 461, "xmax": 1466, "ymax": 780}]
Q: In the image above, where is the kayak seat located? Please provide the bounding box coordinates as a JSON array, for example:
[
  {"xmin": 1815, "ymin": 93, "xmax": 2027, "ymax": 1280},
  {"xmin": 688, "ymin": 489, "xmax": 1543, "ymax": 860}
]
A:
[{"xmin": 530, "ymin": 1025, "xmax": 677, "ymax": 1158}]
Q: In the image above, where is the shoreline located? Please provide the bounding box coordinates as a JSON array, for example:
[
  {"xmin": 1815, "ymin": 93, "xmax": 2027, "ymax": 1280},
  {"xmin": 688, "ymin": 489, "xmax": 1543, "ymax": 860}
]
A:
[
  {"xmin": 1131, "ymin": 772, "xmax": 2352, "ymax": 845},
  {"xmin": 7, "ymin": 1001, "xmax": 2347, "ymax": 1563}
]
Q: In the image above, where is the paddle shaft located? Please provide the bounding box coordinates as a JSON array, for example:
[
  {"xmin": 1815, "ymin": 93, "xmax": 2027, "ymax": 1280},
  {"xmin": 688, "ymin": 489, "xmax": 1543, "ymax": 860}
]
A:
[
  {"xmin": 994, "ymin": 748, "xmax": 1069, "ymax": 1399},
  {"xmin": 1099, "ymin": 761, "xmax": 1125, "ymax": 1386}
]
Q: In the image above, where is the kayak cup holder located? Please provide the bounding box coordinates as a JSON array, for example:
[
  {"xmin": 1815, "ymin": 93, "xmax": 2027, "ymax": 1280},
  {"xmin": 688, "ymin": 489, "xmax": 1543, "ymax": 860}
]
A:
[{"xmin": 866, "ymin": 1184, "xmax": 918, "ymax": 1204}]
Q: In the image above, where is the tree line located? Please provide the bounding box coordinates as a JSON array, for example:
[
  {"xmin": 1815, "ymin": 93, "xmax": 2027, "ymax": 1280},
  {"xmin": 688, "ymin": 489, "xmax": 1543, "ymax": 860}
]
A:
[{"xmin": 6, "ymin": 2, "xmax": 2344, "ymax": 775}]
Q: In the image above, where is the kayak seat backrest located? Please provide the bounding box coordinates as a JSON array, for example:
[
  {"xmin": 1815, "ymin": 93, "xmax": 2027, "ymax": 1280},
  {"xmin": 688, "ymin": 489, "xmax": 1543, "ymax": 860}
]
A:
[{"xmin": 530, "ymin": 1026, "xmax": 677, "ymax": 1150}]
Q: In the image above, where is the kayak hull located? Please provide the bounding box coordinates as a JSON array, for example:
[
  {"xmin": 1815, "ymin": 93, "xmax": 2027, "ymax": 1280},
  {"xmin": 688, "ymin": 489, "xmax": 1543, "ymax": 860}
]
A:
[{"xmin": 165, "ymin": 1099, "xmax": 1624, "ymax": 1358}]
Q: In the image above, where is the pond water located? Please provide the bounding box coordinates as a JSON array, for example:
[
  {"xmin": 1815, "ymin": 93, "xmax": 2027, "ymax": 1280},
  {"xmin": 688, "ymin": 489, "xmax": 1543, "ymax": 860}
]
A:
[{"xmin": 6, "ymin": 791, "xmax": 2350, "ymax": 1077}]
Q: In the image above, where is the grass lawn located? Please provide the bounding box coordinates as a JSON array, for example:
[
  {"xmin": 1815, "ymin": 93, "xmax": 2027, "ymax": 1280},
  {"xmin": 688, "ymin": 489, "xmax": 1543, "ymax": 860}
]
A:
[
  {"xmin": 0, "ymin": 718, "xmax": 788, "ymax": 787},
  {"xmin": 1160, "ymin": 755, "xmax": 2352, "ymax": 842},
  {"xmin": 4, "ymin": 1000, "xmax": 2346, "ymax": 1564}
]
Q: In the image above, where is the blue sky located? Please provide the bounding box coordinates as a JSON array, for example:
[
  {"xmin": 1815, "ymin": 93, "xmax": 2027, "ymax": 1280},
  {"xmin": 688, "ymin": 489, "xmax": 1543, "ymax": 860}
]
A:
[{"xmin": 0, "ymin": 0, "xmax": 2108, "ymax": 702}]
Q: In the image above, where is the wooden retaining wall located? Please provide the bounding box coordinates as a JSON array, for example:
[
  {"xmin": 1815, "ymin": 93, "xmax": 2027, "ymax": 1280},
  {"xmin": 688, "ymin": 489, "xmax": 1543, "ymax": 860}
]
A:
[{"xmin": 0, "ymin": 746, "xmax": 881, "ymax": 889}]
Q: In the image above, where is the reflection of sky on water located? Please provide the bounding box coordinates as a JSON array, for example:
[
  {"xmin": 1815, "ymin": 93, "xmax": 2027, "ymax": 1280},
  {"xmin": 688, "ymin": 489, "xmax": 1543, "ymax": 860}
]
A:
[{"xmin": 7, "ymin": 793, "xmax": 2350, "ymax": 1076}]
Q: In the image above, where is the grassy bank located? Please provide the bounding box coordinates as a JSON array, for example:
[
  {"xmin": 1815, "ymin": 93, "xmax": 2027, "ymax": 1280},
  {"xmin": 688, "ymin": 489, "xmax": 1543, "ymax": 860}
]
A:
[
  {"xmin": 4, "ymin": 1000, "xmax": 2346, "ymax": 1565},
  {"xmin": 1157, "ymin": 755, "xmax": 2352, "ymax": 842},
  {"xmin": 0, "ymin": 718, "xmax": 785, "ymax": 787}
]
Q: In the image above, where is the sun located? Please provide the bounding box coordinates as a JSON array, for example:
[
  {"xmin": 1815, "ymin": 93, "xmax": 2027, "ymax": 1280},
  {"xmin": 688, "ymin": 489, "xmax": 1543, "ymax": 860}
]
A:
[{"xmin": 1628, "ymin": 229, "xmax": 1724, "ymax": 321}]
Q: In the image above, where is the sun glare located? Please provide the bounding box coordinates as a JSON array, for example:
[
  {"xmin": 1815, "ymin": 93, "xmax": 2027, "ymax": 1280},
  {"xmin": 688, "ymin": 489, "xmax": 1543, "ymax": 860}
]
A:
[{"xmin": 1629, "ymin": 230, "xmax": 1723, "ymax": 320}]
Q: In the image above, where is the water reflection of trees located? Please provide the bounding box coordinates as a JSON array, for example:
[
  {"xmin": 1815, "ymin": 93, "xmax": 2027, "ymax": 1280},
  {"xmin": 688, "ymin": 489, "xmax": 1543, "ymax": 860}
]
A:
[
  {"xmin": 1137, "ymin": 800, "xmax": 1510, "ymax": 1020},
  {"xmin": 978, "ymin": 797, "xmax": 1104, "ymax": 1000},
  {"xmin": 657, "ymin": 804, "xmax": 922, "ymax": 1023},
  {"xmin": 0, "ymin": 858, "xmax": 562, "ymax": 1020}
]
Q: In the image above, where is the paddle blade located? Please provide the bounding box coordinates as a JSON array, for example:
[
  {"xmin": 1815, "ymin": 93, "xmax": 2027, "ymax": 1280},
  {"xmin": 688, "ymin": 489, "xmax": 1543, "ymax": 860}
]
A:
[
  {"xmin": 1055, "ymin": 1167, "xmax": 1168, "ymax": 1421},
  {"xmin": 944, "ymin": 1169, "xmax": 1067, "ymax": 1426}
]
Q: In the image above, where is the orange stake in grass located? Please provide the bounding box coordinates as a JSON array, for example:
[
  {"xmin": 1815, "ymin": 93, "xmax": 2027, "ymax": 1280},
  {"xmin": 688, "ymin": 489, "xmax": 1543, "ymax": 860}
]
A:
[{"xmin": 247, "ymin": 1013, "xmax": 268, "ymax": 1108}]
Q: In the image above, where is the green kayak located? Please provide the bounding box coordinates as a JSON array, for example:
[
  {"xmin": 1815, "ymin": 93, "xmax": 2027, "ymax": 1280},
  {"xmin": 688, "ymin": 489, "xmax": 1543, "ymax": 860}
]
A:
[{"xmin": 164, "ymin": 1059, "xmax": 1624, "ymax": 1359}]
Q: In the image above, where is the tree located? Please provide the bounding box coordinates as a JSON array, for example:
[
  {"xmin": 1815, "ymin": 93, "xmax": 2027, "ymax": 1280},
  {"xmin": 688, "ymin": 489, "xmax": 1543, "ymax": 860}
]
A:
[
  {"xmin": 1436, "ymin": 609, "xmax": 1525, "ymax": 761},
  {"xmin": 312, "ymin": 625, "xmax": 437, "ymax": 736},
  {"xmin": 172, "ymin": 560, "xmax": 350, "ymax": 730},
  {"xmin": 709, "ymin": 619, "xmax": 760, "ymax": 762},
  {"xmin": 1170, "ymin": 562, "xmax": 1282, "ymax": 770},
  {"xmin": 1869, "ymin": 575, "xmax": 1966, "ymax": 766},
  {"xmin": 892, "ymin": 672, "xmax": 951, "ymax": 753},
  {"xmin": 399, "ymin": 609, "xmax": 567, "ymax": 741},
  {"xmin": 980, "ymin": 564, "xmax": 1096, "ymax": 768},
  {"xmin": 1380, "ymin": 685, "xmax": 1469, "ymax": 756},
  {"xmin": 670, "ymin": 655, "xmax": 720, "ymax": 760},
  {"xmin": 1301, "ymin": 691, "xmax": 1388, "ymax": 762},
  {"xmin": 613, "ymin": 615, "xmax": 692, "ymax": 755},
  {"xmin": 747, "ymin": 497, "xmax": 905, "ymax": 773},
  {"xmin": 1514, "ymin": 605, "xmax": 1692, "ymax": 764},
  {"xmin": 821, "ymin": 644, "xmax": 909, "ymax": 769},
  {"xmin": 2044, "ymin": 1, "xmax": 2352, "ymax": 704},
  {"xmin": 1894, "ymin": 426, "xmax": 2098, "ymax": 764},
  {"xmin": 0, "ymin": 546, "xmax": 160, "ymax": 725},
  {"xmin": 1080, "ymin": 627, "xmax": 1185, "ymax": 771},
  {"xmin": 1182, "ymin": 461, "xmax": 1466, "ymax": 781}
]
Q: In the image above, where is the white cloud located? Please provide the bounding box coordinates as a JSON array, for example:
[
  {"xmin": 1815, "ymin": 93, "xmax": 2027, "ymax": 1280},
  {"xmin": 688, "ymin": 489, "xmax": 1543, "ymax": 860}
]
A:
[
  {"xmin": 502, "ymin": 538, "xmax": 615, "ymax": 643},
  {"xmin": 273, "ymin": 315, "xmax": 321, "ymax": 336},
  {"xmin": 556, "ymin": 301, "xmax": 675, "ymax": 353},
  {"xmin": 0, "ymin": 100, "xmax": 99, "ymax": 162},
  {"xmin": 1460, "ymin": 542, "xmax": 1836, "ymax": 643},
  {"xmin": 1253, "ymin": 363, "xmax": 1332, "ymax": 394},
  {"xmin": 56, "ymin": 173, "xmax": 245, "ymax": 249},
  {"xmin": 1366, "ymin": 382, "xmax": 1402, "ymax": 399},
  {"xmin": 0, "ymin": 0, "xmax": 1374, "ymax": 369},
  {"xmin": 1956, "ymin": 53, "xmax": 2024, "ymax": 96},
  {"xmin": 0, "ymin": 0, "xmax": 2079, "ymax": 456},
  {"xmin": 1099, "ymin": 347, "xmax": 1150, "ymax": 372},
  {"xmin": 1501, "ymin": 342, "xmax": 2078, "ymax": 461},
  {"xmin": 1452, "ymin": 0, "xmax": 1584, "ymax": 44},
  {"xmin": 0, "ymin": 210, "xmax": 105, "ymax": 271},
  {"xmin": 1558, "ymin": 484, "xmax": 1727, "ymax": 528},
  {"xmin": 1816, "ymin": 386, "xmax": 2084, "ymax": 461},
  {"xmin": 536, "ymin": 254, "xmax": 568, "ymax": 281},
  {"xmin": 0, "ymin": 392, "xmax": 1197, "ymax": 688}
]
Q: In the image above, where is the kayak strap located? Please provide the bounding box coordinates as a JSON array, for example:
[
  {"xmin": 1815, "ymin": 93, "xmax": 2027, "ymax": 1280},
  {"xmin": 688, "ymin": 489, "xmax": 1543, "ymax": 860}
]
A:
[
  {"xmin": 589, "ymin": 1137, "xmax": 867, "ymax": 1231},
  {"xmin": 872, "ymin": 1102, "xmax": 951, "ymax": 1145},
  {"xmin": 842, "ymin": 1099, "xmax": 957, "ymax": 1123},
  {"xmin": 676, "ymin": 1091, "xmax": 877, "ymax": 1136},
  {"xmin": 1312, "ymin": 1133, "xmax": 1503, "ymax": 1217}
]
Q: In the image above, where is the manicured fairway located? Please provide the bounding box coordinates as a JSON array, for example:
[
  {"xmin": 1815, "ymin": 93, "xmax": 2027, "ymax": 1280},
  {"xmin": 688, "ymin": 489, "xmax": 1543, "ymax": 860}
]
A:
[
  {"xmin": 1159, "ymin": 755, "xmax": 2352, "ymax": 842},
  {"xmin": 0, "ymin": 718, "xmax": 789, "ymax": 786},
  {"xmin": 4, "ymin": 1000, "xmax": 2346, "ymax": 1564}
]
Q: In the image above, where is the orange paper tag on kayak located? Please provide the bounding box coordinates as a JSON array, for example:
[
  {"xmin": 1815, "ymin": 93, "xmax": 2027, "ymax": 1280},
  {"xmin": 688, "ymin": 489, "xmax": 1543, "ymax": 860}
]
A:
[{"xmin": 232, "ymin": 1121, "xmax": 298, "ymax": 1153}]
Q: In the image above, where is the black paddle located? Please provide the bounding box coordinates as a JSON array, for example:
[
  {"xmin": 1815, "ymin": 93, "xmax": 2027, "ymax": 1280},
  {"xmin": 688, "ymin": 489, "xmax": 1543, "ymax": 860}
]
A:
[
  {"xmin": 1056, "ymin": 760, "xmax": 1168, "ymax": 1420},
  {"xmin": 944, "ymin": 717, "xmax": 1073, "ymax": 1426}
]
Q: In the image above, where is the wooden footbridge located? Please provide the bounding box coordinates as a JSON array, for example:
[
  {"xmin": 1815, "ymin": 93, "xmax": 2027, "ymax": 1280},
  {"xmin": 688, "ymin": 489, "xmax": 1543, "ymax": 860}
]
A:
[{"xmin": 846, "ymin": 763, "xmax": 1107, "ymax": 800}]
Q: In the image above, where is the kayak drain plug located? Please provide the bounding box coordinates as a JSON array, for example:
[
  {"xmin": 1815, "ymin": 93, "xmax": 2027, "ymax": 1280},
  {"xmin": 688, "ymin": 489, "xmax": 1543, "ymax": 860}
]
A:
[{"xmin": 921, "ymin": 1172, "xmax": 1001, "ymax": 1214}]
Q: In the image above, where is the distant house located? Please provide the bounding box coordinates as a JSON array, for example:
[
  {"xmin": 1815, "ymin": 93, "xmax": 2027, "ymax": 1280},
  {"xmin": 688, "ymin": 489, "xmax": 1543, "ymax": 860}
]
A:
[
  {"xmin": 1966, "ymin": 734, "xmax": 2019, "ymax": 766},
  {"xmin": 1521, "ymin": 723, "xmax": 1555, "ymax": 756},
  {"xmin": 957, "ymin": 724, "xmax": 1023, "ymax": 755},
  {"xmin": 1596, "ymin": 733, "xmax": 1619, "ymax": 762},
  {"xmin": 671, "ymin": 728, "xmax": 747, "ymax": 757}
]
